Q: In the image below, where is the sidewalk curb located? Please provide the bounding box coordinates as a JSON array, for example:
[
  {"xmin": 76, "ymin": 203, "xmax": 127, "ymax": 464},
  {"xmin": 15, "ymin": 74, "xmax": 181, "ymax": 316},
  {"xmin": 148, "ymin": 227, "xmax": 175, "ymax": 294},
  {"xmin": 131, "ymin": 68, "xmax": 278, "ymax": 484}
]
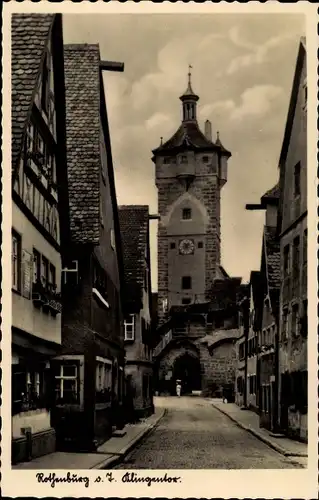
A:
[
  {"xmin": 211, "ymin": 402, "xmax": 307, "ymax": 458},
  {"xmin": 93, "ymin": 408, "xmax": 167, "ymax": 469}
]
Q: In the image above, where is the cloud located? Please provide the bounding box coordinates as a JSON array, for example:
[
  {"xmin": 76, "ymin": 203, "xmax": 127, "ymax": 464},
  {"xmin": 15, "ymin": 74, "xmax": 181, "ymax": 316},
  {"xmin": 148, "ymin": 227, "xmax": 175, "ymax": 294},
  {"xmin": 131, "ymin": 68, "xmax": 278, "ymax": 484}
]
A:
[
  {"xmin": 230, "ymin": 85, "xmax": 283, "ymax": 121},
  {"xmin": 200, "ymin": 85, "xmax": 283, "ymax": 125},
  {"xmin": 145, "ymin": 112, "xmax": 171, "ymax": 131},
  {"xmin": 62, "ymin": 14, "xmax": 304, "ymax": 287},
  {"xmin": 200, "ymin": 100, "xmax": 235, "ymax": 118},
  {"xmin": 226, "ymin": 31, "xmax": 294, "ymax": 75},
  {"xmin": 228, "ymin": 26, "xmax": 257, "ymax": 52}
]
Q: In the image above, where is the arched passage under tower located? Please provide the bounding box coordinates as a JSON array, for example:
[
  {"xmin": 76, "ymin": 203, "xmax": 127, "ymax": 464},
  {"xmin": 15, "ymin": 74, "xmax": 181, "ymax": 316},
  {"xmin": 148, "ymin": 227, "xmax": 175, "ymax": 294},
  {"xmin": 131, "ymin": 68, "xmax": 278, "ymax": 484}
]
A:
[
  {"xmin": 173, "ymin": 352, "xmax": 201, "ymax": 395},
  {"xmin": 156, "ymin": 340, "xmax": 202, "ymax": 396}
]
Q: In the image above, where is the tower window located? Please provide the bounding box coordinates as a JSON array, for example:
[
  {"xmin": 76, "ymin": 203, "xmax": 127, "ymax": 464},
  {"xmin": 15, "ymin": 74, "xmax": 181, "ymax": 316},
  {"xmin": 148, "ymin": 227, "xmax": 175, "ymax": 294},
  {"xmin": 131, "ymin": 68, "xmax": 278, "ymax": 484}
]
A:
[
  {"xmin": 180, "ymin": 156, "xmax": 187, "ymax": 164},
  {"xmin": 182, "ymin": 298, "xmax": 191, "ymax": 305},
  {"xmin": 163, "ymin": 157, "xmax": 170, "ymax": 164},
  {"xmin": 182, "ymin": 208, "xmax": 191, "ymax": 220},
  {"xmin": 170, "ymin": 242, "xmax": 176, "ymax": 249},
  {"xmin": 203, "ymin": 156, "xmax": 209, "ymax": 163},
  {"xmin": 198, "ymin": 241, "xmax": 203, "ymax": 248},
  {"xmin": 182, "ymin": 276, "xmax": 192, "ymax": 290}
]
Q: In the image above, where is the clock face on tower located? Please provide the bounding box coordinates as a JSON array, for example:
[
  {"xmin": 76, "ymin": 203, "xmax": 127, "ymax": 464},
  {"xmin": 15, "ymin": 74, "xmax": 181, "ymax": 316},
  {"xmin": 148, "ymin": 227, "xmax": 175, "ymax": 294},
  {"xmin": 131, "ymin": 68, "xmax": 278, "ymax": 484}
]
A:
[{"xmin": 179, "ymin": 239, "xmax": 195, "ymax": 255}]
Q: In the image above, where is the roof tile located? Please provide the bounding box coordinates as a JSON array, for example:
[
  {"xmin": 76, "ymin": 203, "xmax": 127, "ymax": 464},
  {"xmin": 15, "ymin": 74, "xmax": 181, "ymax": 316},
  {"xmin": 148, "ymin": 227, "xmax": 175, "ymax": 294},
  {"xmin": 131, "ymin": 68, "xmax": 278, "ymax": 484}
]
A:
[
  {"xmin": 11, "ymin": 14, "xmax": 54, "ymax": 174},
  {"xmin": 264, "ymin": 226, "xmax": 281, "ymax": 289},
  {"xmin": 153, "ymin": 122, "xmax": 231, "ymax": 156},
  {"xmin": 64, "ymin": 44, "xmax": 101, "ymax": 244},
  {"xmin": 261, "ymin": 182, "xmax": 280, "ymax": 201},
  {"xmin": 118, "ymin": 206, "xmax": 149, "ymax": 292}
]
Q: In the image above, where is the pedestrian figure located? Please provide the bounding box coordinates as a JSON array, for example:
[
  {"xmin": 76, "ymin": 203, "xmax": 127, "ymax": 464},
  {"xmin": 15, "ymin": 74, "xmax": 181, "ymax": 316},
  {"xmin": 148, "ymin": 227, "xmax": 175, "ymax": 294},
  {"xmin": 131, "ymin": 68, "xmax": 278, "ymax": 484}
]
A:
[{"xmin": 176, "ymin": 380, "xmax": 182, "ymax": 397}]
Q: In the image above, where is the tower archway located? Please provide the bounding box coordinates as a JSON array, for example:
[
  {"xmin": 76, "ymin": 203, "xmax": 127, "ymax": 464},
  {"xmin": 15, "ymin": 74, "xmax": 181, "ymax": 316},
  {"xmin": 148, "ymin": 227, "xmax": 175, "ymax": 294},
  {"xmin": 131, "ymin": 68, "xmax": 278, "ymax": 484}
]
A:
[{"xmin": 173, "ymin": 352, "xmax": 201, "ymax": 395}]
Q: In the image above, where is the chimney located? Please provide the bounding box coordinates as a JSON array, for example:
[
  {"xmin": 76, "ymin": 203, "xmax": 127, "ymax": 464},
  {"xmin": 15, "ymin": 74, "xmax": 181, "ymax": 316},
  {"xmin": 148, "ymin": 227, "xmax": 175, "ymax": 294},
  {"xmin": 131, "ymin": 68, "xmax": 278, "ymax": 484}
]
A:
[{"xmin": 205, "ymin": 120, "xmax": 212, "ymax": 141}]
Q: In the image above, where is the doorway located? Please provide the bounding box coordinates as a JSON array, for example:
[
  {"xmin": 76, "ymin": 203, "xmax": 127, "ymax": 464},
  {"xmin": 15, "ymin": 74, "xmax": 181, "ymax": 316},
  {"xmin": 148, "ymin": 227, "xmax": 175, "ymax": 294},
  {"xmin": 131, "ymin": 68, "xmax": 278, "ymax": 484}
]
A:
[{"xmin": 173, "ymin": 353, "xmax": 201, "ymax": 395}]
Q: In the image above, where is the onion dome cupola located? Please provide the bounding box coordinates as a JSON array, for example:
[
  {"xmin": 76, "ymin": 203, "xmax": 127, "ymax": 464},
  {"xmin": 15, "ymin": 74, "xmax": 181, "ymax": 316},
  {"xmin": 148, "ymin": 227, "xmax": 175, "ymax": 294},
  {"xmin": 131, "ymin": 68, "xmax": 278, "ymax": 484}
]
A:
[{"xmin": 179, "ymin": 65, "xmax": 199, "ymax": 123}]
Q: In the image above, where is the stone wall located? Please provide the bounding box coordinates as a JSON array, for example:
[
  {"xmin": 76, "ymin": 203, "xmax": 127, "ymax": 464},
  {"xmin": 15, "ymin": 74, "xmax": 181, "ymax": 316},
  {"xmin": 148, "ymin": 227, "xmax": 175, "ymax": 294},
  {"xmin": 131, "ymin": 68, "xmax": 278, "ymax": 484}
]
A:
[
  {"xmin": 198, "ymin": 341, "xmax": 236, "ymax": 396},
  {"xmin": 157, "ymin": 338, "xmax": 236, "ymax": 397},
  {"xmin": 156, "ymin": 166, "xmax": 221, "ymax": 325}
]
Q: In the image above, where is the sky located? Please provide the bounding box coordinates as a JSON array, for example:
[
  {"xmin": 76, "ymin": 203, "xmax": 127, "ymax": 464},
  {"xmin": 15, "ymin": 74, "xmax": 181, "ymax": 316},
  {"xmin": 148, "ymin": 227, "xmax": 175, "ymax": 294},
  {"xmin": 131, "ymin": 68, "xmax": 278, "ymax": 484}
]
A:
[{"xmin": 63, "ymin": 13, "xmax": 305, "ymax": 291}]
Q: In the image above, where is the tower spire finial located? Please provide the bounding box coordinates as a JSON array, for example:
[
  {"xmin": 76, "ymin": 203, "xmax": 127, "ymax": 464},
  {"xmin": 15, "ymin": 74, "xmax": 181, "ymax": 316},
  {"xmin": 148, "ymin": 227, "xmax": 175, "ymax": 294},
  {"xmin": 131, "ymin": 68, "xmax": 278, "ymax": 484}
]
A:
[{"xmin": 188, "ymin": 64, "xmax": 193, "ymax": 87}]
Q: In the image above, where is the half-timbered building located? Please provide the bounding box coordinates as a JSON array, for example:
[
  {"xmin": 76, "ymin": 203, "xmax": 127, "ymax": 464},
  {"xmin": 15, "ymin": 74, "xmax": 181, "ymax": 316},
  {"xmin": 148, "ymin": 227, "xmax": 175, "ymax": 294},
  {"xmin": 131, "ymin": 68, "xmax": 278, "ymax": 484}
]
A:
[{"xmin": 11, "ymin": 14, "xmax": 69, "ymax": 464}]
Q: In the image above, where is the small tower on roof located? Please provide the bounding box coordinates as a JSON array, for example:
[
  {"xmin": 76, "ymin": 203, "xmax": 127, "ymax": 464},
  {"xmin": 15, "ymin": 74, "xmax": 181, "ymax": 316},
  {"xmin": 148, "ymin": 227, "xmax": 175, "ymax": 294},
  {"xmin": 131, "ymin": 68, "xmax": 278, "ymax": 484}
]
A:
[{"xmin": 179, "ymin": 65, "xmax": 199, "ymax": 123}]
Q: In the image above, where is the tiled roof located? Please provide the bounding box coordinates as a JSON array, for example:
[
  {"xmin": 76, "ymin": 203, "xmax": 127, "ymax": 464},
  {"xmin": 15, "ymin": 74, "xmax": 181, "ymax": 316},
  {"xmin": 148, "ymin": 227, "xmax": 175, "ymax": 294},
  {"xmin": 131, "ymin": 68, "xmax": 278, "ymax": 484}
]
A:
[
  {"xmin": 153, "ymin": 122, "xmax": 230, "ymax": 156},
  {"xmin": 64, "ymin": 44, "xmax": 101, "ymax": 244},
  {"xmin": 261, "ymin": 183, "xmax": 280, "ymax": 202},
  {"xmin": 118, "ymin": 205, "xmax": 149, "ymax": 294},
  {"xmin": 215, "ymin": 132, "xmax": 231, "ymax": 156},
  {"xmin": 264, "ymin": 226, "xmax": 280, "ymax": 289},
  {"xmin": 11, "ymin": 14, "xmax": 54, "ymax": 175}
]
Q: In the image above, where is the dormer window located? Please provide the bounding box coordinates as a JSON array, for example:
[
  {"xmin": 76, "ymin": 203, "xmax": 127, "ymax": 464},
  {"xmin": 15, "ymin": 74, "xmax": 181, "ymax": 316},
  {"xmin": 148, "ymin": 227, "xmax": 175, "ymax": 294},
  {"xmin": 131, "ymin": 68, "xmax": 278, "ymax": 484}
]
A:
[
  {"xmin": 163, "ymin": 157, "xmax": 170, "ymax": 164},
  {"xmin": 203, "ymin": 156, "xmax": 209, "ymax": 163},
  {"xmin": 180, "ymin": 155, "xmax": 187, "ymax": 164}
]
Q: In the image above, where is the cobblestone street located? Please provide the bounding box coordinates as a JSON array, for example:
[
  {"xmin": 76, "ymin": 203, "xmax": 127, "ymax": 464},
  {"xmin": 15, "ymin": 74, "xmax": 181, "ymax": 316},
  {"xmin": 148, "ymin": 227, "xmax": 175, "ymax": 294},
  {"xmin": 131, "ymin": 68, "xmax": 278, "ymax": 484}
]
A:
[{"xmin": 115, "ymin": 397, "xmax": 303, "ymax": 469}]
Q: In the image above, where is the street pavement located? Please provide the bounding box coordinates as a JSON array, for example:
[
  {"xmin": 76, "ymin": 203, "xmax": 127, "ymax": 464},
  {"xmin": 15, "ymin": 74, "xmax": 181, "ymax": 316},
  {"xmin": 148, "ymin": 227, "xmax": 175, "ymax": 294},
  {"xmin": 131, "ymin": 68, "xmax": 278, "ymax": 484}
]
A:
[{"xmin": 115, "ymin": 396, "xmax": 303, "ymax": 469}]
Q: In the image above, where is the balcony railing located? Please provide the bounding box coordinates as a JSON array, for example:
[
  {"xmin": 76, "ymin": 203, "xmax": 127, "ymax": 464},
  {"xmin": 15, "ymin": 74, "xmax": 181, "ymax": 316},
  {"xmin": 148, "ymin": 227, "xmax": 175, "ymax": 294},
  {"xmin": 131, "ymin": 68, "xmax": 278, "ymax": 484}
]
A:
[
  {"xmin": 153, "ymin": 330, "xmax": 172, "ymax": 358},
  {"xmin": 32, "ymin": 280, "xmax": 62, "ymax": 315}
]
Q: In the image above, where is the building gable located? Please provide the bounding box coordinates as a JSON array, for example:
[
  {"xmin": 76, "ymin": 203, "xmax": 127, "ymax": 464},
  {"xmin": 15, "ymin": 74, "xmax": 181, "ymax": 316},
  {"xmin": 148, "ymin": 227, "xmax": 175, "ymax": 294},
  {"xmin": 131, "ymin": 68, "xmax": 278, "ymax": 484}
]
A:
[
  {"xmin": 12, "ymin": 14, "xmax": 69, "ymax": 249},
  {"xmin": 12, "ymin": 14, "xmax": 54, "ymax": 178},
  {"xmin": 278, "ymin": 38, "xmax": 307, "ymax": 234}
]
